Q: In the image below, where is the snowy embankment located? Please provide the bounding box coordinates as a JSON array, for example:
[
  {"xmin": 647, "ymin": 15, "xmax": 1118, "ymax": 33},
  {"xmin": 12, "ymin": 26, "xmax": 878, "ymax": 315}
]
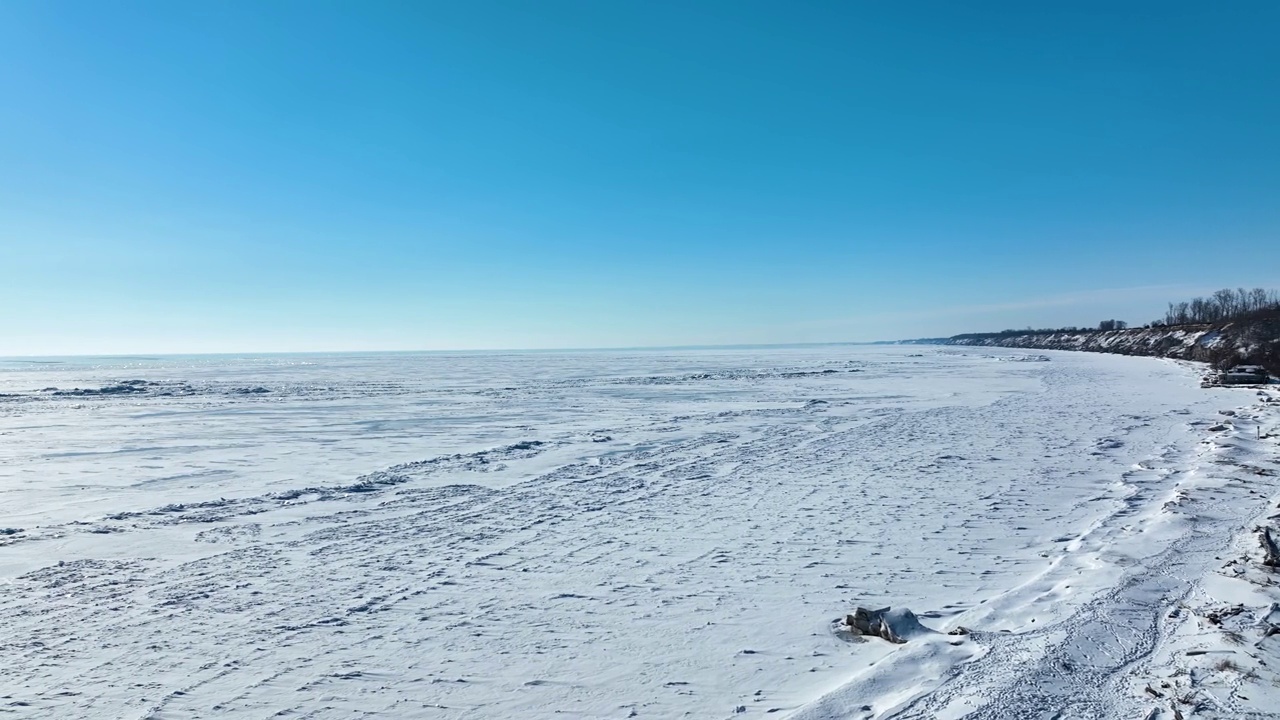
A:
[
  {"xmin": 950, "ymin": 325, "xmax": 1214, "ymax": 356},
  {"xmin": 942, "ymin": 317, "xmax": 1280, "ymax": 375},
  {"xmin": 1, "ymin": 348, "xmax": 1277, "ymax": 719}
]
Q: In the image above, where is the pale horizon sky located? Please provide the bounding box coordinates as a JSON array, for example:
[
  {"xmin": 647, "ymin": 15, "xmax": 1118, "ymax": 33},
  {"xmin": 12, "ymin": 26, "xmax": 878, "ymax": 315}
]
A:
[{"xmin": 2, "ymin": 2, "xmax": 1277, "ymax": 356}]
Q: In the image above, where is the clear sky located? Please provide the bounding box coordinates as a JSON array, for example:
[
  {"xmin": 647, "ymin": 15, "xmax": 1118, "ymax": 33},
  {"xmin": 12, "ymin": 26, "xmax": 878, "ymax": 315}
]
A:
[{"xmin": 1, "ymin": 1, "xmax": 1277, "ymax": 354}]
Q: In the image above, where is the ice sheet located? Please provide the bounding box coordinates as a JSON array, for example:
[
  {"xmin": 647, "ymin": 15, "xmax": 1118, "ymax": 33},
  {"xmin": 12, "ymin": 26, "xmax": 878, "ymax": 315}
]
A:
[{"xmin": 1, "ymin": 347, "xmax": 1275, "ymax": 719}]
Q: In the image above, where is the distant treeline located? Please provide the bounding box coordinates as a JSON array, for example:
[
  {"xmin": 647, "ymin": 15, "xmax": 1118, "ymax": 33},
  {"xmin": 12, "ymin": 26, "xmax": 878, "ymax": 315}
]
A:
[
  {"xmin": 937, "ymin": 287, "xmax": 1280, "ymax": 375},
  {"xmin": 1157, "ymin": 287, "xmax": 1280, "ymax": 326},
  {"xmin": 952, "ymin": 321, "xmax": 1129, "ymax": 340},
  {"xmin": 951, "ymin": 326, "xmax": 1096, "ymax": 340},
  {"xmin": 951, "ymin": 287, "xmax": 1280, "ymax": 341}
]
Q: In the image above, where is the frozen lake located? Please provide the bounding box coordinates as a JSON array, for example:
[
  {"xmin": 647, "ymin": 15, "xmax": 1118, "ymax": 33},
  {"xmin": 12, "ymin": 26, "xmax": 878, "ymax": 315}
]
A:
[{"xmin": 1, "ymin": 347, "xmax": 1275, "ymax": 719}]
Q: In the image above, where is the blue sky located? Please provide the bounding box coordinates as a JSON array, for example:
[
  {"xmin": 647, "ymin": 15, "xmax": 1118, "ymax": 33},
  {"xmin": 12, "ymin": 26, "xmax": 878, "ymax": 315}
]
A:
[{"xmin": 1, "ymin": 1, "xmax": 1277, "ymax": 354}]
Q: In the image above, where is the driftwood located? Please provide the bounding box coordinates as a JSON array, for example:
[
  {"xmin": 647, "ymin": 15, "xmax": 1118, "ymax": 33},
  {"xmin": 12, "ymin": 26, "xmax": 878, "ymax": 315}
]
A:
[
  {"xmin": 838, "ymin": 606, "xmax": 942, "ymax": 644},
  {"xmin": 1262, "ymin": 603, "xmax": 1280, "ymax": 642},
  {"xmin": 1260, "ymin": 526, "xmax": 1280, "ymax": 567},
  {"xmin": 1204, "ymin": 604, "xmax": 1245, "ymax": 625},
  {"xmin": 845, "ymin": 607, "xmax": 907, "ymax": 643}
]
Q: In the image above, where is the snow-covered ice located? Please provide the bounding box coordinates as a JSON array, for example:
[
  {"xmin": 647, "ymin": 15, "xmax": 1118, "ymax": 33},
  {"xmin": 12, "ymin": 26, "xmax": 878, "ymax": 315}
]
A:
[{"xmin": 1, "ymin": 347, "xmax": 1277, "ymax": 719}]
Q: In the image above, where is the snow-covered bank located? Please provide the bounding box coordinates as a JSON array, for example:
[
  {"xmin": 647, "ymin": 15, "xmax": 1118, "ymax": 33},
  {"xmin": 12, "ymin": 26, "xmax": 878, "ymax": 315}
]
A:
[
  {"xmin": 937, "ymin": 316, "xmax": 1280, "ymax": 377},
  {"xmin": 1122, "ymin": 395, "xmax": 1280, "ymax": 720},
  {"xmin": 948, "ymin": 325, "xmax": 1218, "ymax": 357},
  {"xmin": 1, "ymin": 348, "xmax": 1275, "ymax": 719}
]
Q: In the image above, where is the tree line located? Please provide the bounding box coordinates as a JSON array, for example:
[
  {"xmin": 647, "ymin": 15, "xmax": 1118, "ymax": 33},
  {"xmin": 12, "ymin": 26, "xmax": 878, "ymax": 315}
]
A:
[
  {"xmin": 1158, "ymin": 287, "xmax": 1280, "ymax": 326},
  {"xmin": 943, "ymin": 287, "xmax": 1279, "ymax": 375},
  {"xmin": 950, "ymin": 287, "xmax": 1278, "ymax": 341},
  {"xmin": 952, "ymin": 325, "xmax": 1105, "ymax": 339}
]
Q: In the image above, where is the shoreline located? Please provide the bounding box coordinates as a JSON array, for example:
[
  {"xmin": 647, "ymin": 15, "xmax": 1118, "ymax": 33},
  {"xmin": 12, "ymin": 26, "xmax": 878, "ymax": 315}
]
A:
[
  {"xmin": 918, "ymin": 321, "xmax": 1279, "ymax": 382},
  {"xmin": 790, "ymin": 355, "xmax": 1280, "ymax": 719}
]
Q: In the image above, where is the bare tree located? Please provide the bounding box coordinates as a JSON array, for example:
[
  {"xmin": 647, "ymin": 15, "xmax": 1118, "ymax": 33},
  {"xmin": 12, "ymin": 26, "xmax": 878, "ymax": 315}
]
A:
[
  {"xmin": 1249, "ymin": 287, "xmax": 1271, "ymax": 312},
  {"xmin": 1213, "ymin": 289, "xmax": 1235, "ymax": 319}
]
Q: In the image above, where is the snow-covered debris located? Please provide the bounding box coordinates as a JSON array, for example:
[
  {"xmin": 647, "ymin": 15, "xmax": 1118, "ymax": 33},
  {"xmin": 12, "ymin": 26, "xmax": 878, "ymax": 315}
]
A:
[{"xmin": 837, "ymin": 606, "xmax": 937, "ymax": 644}]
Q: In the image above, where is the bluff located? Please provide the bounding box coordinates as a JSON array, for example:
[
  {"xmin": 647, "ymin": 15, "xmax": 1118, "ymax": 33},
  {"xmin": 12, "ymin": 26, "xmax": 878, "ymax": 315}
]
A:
[{"xmin": 928, "ymin": 313, "xmax": 1280, "ymax": 374}]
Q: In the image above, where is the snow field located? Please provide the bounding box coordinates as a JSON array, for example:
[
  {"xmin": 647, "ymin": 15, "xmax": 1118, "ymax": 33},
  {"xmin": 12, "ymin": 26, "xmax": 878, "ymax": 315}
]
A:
[{"xmin": 1, "ymin": 348, "xmax": 1274, "ymax": 719}]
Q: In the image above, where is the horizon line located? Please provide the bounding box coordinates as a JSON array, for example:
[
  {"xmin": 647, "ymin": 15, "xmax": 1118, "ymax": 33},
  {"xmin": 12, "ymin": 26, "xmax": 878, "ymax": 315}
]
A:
[{"xmin": 0, "ymin": 339, "xmax": 925, "ymax": 361}]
